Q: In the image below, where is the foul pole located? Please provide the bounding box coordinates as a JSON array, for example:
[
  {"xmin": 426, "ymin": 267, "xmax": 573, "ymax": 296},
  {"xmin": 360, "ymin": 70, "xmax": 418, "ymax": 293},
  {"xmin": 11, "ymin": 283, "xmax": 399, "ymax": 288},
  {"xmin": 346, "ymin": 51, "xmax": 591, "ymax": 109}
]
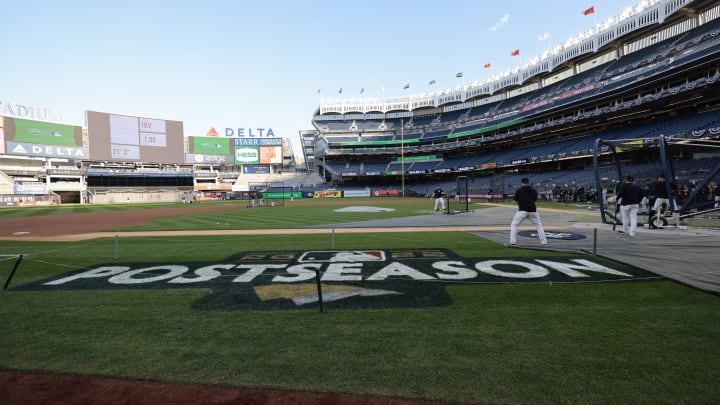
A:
[{"xmin": 401, "ymin": 118, "xmax": 405, "ymax": 197}]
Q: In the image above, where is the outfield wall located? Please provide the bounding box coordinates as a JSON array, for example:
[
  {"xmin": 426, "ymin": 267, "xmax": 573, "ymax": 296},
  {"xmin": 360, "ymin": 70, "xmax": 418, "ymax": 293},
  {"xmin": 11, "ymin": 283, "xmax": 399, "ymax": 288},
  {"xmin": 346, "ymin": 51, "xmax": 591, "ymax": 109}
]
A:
[{"xmin": 88, "ymin": 188, "xmax": 190, "ymax": 204}]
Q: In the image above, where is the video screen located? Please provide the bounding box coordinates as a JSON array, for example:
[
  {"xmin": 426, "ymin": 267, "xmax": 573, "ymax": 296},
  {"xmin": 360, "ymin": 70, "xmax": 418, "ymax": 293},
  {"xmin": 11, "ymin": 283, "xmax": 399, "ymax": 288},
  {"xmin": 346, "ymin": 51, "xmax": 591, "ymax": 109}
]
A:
[
  {"xmin": 190, "ymin": 136, "xmax": 232, "ymax": 155},
  {"xmin": 259, "ymin": 146, "xmax": 282, "ymax": 164},
  {"xmin": 86, "ymin": 111, "xmax": 184, "ymax": 163},
  {"xmin": 1, "ymin": 116, "xmax": 85, "ymax": 158},
  {"xmin": 3, "ymin": 116, "xmax": 82, "ymax": 147}
]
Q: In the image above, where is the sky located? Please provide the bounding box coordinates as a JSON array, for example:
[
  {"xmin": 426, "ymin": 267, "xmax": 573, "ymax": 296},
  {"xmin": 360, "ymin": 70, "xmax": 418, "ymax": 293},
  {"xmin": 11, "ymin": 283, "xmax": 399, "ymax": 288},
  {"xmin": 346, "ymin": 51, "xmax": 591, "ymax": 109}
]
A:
[{"xmin": 2, "ymin": 0, "xmax": 640, "ymax": 156}]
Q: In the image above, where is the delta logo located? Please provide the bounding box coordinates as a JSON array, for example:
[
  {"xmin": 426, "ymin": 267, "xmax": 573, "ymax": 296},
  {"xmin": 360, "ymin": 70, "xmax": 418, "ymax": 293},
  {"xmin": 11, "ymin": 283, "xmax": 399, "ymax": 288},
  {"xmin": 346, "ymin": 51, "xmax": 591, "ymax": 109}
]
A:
[{"xmin": 15, "ymin": 249, "xmax": 655, "ymax": 311}]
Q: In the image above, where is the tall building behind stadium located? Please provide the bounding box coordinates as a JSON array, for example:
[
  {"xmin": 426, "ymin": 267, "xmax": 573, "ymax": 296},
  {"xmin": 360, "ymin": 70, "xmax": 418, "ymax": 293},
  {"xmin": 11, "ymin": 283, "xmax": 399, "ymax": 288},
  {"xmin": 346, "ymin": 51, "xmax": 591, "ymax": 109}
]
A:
[{"xmin": 2, "ymin": 0, "xmax": 719, "ymax": 206}]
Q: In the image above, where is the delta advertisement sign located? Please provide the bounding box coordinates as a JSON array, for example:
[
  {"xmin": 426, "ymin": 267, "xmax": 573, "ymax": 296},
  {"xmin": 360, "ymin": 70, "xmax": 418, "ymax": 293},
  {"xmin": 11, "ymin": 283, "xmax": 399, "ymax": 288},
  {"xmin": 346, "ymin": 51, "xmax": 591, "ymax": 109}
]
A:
[
  {"xmin": 204, "ymin": 126, "xmax": 277, "ymax": 138},
  {"xmin": 16, "ymin": 249, "xmax": 655, "ymax": 311},
  {"xmin": 1, "ymin": 116, "xmax": 87, "ymax": 158}
]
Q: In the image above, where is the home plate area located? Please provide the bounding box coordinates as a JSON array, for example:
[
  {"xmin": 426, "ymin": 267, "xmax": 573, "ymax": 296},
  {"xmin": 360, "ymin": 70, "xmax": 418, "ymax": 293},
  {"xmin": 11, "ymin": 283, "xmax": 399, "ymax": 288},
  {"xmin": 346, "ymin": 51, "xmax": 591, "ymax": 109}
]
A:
[{"xmin": 517, "ymin": 230, "xmax": 587, "ymax": 240}]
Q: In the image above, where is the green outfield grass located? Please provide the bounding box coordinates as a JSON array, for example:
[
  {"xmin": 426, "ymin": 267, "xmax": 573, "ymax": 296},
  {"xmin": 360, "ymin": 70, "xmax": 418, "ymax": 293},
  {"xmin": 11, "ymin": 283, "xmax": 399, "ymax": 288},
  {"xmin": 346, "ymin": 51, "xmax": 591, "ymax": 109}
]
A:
[
  {"xmin": 119, "ymin": 200, "xmax": 455, "ymax": 231},
  {"xmin": 0, "ymin": 201, "xmax": 194, "ymax": 217},
  {"xmin": 1, "ymin": 201, "xmax": 719, "ymax": 404}
]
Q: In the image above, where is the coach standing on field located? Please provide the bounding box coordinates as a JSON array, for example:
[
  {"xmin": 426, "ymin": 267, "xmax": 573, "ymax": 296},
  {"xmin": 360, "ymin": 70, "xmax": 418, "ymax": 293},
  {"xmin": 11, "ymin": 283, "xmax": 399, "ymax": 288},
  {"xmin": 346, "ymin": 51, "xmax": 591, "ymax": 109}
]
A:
[
  {"xmin": 617, "ymin": 175, "xmax": 643, "ymax": 238},
  {"xmin": 509, "ymin": 178, "xmax": 547, "ymax": 246}
]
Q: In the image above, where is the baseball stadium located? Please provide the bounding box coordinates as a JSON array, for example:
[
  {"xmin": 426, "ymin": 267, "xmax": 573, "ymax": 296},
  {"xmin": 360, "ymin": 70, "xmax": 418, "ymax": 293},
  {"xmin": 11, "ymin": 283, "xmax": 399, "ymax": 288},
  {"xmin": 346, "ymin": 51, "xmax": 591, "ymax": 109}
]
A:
[{"xmin": 2, "ymin": 0, "xmax": 720, "ymax": 403}]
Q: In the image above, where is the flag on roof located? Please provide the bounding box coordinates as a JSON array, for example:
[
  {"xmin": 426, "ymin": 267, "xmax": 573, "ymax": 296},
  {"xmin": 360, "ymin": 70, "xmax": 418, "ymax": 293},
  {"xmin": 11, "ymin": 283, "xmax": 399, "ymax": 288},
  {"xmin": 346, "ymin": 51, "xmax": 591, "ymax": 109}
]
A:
[
  {"xmin": 379, "ymin": 86, "xmax": 385, "ymax": 93},
  {"xmin": 456, "ymin": 72, "xmax": 463, "ymax": 78},
  {"xmin": 583, "ymin": 6, "xmax": 595, "ymax": 16},
  {"xmin": 510, "ymin": 49, "xmax": 520, "ymax": 56},
  {"xmin": 338, "ymin": 88, "xmax": 342, "ymax": 94},
  {"xmin": 206, "ymin": 127, "xmax": 219, "ymax": 137},
  {"xmin": 538, "ymin": 32, "xmax": 551, "ymax": 41},
  {"xmin": 403, "ymin": 83, "xmax": 410, "ymax": 89},
  {"xmin": 483, "ymin": 62, "xmax": 492, "ymax": 68},
  {"xmin": 429, "ymin": 79, "xmax": 436, "ymax": 85},
  {"xmin": 316, "ymin": 88, "xmax": 321, "ymax": 94},
  {"xmin": 360, "ymin": 87, "xmax": 365, "ymax": 94}
]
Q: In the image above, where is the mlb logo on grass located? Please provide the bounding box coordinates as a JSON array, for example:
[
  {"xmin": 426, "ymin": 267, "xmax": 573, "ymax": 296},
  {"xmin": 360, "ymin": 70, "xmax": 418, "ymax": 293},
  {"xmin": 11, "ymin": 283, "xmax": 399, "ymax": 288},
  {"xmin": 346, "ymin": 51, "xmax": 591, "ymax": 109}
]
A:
[
  {"xmin": 299, "ymin": 250, "xmax": 385, "ymax": 263},
  {"xmin": 16, "ymin": 249, "xmax": 655, "ymax": 311}
]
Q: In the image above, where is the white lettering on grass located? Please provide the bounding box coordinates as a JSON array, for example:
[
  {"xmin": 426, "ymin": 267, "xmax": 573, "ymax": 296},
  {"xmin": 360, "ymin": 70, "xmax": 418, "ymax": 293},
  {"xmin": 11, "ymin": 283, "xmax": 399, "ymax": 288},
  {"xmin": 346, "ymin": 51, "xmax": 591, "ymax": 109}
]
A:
[
  {"xmin": 535, "ymin": 259, "xmax": 631, "ymax": 277},
  {"xmin": 432, "ymin": 261, "xmax": 477, "ymax": 280},
  {"xmin": 232, "ymin": 264, "xmax": 287, "ymax": 282},
  {"xmin": 168, "ymin": 264, "xmax": 235, "ymax": 284},
  {"xmin": 39, "ymin": 258, "xmax": 635, "ymax": 287},
  {"xmin": 322, "ymin": 263, "xmax": 363, "ymax": 281},
  {"xmin": 367, "ymin": 262, "xmax": 434, "ymax": 281},
  {"xmin": 109, "ymin": 265, "xmax": 188, "ymax": 284},
  {"xmin": 43, "ymin": 266, "xmax": 130, "ymax": 285},
  {"xmin": 475, "ymin": 260, "xmax": 549, "ymax": 279},
  {"xmin": 272, "ymin": 264, "xmax": 319, "ymax": 283}
]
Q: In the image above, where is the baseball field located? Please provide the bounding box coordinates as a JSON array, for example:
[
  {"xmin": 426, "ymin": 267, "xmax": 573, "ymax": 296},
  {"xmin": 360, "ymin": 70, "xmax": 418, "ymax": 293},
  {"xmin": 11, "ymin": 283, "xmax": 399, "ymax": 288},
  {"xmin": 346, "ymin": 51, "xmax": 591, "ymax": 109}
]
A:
[{"xmin": 1, "ymin": 199, "xmax": 719, "ymax": 404}]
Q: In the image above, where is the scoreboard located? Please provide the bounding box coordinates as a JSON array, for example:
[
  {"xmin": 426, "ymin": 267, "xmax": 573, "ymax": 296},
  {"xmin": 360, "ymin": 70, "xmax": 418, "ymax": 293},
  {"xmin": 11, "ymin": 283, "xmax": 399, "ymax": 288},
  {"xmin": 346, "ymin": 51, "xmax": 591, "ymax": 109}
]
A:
[{"xmin": 86, "ymin": 111, "xmax": 184, "ymax": 163}]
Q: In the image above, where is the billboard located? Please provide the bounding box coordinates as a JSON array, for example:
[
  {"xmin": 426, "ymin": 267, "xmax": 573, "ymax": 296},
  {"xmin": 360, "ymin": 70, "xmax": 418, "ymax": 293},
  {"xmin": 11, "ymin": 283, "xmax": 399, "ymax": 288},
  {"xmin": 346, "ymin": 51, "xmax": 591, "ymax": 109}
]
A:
[
  {"xmin": 243, "ymin": 166, "xmax": 271, "ymax": 174},
  {"xmin": 190, "ymin": 136, "xmax": 231, "ymax": 155},
  {"xmin": 86, "ymin": 111, "xmax": 184, "ymax": 163},
  {"xmin": 259, "ymin": 145, "xmax": 282, "ymax": 164},
  {"xmin": 234, "ymin": 138, "xmax": 282, "ymax": 165},
  {"xmin": 185, "ymin": 136, "xmax": 234, "ymax": 164},
  {"xmin": 1, "ymin": 116, "xmax": 86, "ymax": 158}
]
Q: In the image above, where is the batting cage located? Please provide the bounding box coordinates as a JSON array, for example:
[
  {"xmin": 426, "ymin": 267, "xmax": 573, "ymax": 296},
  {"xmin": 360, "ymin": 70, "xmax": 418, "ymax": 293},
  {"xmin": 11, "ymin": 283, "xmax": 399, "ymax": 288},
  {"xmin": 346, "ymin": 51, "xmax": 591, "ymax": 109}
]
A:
[
  {"xmin": 593, "ymin": 135, "xmax": 720, "ymax": 230},
  {"xmin": 247, "ymin": 182, "xmax": 290, "ymax": 208},
  {"xmin": 447, "ymin": 175, "xmax": 508, "ymax": 214},
  {"xmin": 450, "ymin": 176, "xmax": 472, "ymax": 213}
]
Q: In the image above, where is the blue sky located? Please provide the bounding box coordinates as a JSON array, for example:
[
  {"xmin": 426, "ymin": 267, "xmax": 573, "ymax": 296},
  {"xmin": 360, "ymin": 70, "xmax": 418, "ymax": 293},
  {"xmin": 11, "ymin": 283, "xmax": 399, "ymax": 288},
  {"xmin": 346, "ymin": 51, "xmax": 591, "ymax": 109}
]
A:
[{"xmin": 2, "ymin": 0, "xmax": 637, "ymax": 156}]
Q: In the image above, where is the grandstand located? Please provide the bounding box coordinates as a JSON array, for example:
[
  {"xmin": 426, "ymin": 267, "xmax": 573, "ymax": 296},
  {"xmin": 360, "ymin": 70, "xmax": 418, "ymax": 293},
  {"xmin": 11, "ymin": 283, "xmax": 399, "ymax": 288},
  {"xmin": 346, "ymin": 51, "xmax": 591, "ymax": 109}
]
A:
[{"xmin": 304, "ymin": 0, "xmax": 720, "ymax": 208}]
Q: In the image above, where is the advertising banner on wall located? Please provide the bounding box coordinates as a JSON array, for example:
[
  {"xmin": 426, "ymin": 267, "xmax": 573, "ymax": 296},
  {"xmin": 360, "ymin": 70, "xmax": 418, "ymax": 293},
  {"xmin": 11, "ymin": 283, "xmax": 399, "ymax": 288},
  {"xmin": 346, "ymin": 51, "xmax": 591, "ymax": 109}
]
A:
[
  {"xmin": 264, "ymin": 191, "xmax": 302, "ymax": 199},
  {"xmin": 2, "ymin": 116, "xmax": 87, "ymax": 158},
  {"xmin": 234, "ymin": 138, "xmax": 282, "ymax": 165},
  {"xmin": 313, "ymin": 190, "xmax": 342, "ymax": 198},
  {"xmin": 14, "ymin": 184, "xmax": 49, "ymax": 194},
  {"xmin": 242, "ymin": 166, "xmax": 271, "ymax": 174},
  {"xmin": 259, "ymin": 145, "xmax": 282, "ymax": 164},
  {"xmin": 194, "ymin": 184, "xmax": 232, "ymax": 191},
  {"xmin": 185, "ymin": 154, "xmax": 234, "ymax": 164},
  {"xmin": 372, "ymin": 189, "xmax": 401, "ymax": 197},
  {"xmin": 235, "ymin": 145, "xmax": 259, "ymax": 164},
  {"xmin": 0, "ymin": 178, "xmax": 12, "ymax": 194},
  {"xmin": 343, "ymin": 190, "xmax": 372, "ymax": 197}
]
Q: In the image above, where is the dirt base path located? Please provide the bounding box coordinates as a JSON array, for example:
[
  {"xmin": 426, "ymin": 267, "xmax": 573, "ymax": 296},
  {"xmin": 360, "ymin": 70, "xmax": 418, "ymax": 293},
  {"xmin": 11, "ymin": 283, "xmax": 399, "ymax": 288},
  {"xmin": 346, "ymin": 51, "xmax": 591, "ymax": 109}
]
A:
[
  {"xmin": 0, "ymin": 370, "xmax": 447, "ymax": 405},
  {"xmin": 0, "ymin": 204, "xmax": 242, "ymax": 238}
]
